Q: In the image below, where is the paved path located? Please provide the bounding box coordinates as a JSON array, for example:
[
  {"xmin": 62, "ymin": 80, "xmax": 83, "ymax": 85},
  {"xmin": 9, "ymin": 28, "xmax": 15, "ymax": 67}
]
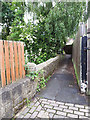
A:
[
  {"xmin": 36, "ymin": 55, "xmax": 88, "ymax": 105},
  {"xmin": 15, "ymin": 55, "xmax": 89, "ymax": 119},
  {"xmin": 15, "ymin": 97, "xmax": 89, "ymax": 119}
]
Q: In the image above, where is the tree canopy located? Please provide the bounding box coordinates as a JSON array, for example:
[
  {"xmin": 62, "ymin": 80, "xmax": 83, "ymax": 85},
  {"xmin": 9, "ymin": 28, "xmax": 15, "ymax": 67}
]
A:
[
  {"xmin": 1, "ymin": 2, "xmax": 15, "ymax": 39},
  {"xmin": 1, "ymin": 2, "xmax": 86, "ymax": 64}
]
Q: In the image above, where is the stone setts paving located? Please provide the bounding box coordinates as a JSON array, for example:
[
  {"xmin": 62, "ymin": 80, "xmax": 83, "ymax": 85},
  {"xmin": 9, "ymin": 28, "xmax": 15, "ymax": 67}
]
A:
[{"xmin": 15, "ymin": 97, "xmax": 90, "ymax": 119}]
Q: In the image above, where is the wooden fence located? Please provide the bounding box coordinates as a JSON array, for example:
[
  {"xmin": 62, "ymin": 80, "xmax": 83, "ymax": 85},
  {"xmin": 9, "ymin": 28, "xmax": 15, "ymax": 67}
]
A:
[
  {"xmin": 0, "ymin": 40, "xmax": 25, "ymax": 87},
  {"xmin": 72, "ymin": 23, "xmax": 87, "ymax": 87},
  {"xmin": 72, "ymin": 28, "xmax": 80, "ymax": 85}
]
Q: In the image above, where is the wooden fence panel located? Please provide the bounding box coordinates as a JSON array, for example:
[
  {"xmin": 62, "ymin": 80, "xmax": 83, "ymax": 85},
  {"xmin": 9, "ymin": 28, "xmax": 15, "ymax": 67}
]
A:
[
  {"xmin": 9, "ymin": 42, "xmax": 15, "ymax": 82},
  {"xmin": 0, "ymin": 40, "xmax": 25, "ymax": 87},
  {"xmin": 18, "ymin": 43, "xmax": 22, "ymax": 79},
  {"xmin": 14, "ymin": 42, "xmax": 19, "ymax": 79},
  {"xmin": 72, "ymin": 28, "xmax": 80, "ymax": 85},
  {"xmin": 21, "ymin": 42, "xmax": 25, "ymax": 78},
  {"xmin": 0, "ymin": 40, "xmax": 6, "ymax": 87},
  {"xmin": 4, "ymin": 41, "xmax": 11, "ymax": 85}
]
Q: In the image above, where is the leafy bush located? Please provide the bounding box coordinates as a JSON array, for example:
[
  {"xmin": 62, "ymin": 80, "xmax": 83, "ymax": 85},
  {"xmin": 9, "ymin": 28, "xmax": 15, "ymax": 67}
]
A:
[
  {"xmin": 25, "ymin": 65, "xmax": 51, "ymax": 92},
  {"xmin": 2, "ymin": 2, "xmax": 86, "ymax": 64}
]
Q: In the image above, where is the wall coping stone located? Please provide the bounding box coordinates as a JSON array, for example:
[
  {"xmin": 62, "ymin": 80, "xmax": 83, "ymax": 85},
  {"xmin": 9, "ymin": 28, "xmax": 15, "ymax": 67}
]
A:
[{"xmin": 36, "ymin": 55, "xmax": 62, "ymax": 71}]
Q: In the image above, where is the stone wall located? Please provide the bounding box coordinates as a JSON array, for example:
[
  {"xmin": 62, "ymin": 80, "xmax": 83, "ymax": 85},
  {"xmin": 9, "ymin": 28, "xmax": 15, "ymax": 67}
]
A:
[
  {"xmin": 0, "ymin": 77, "xmax": 38, "ymax": 119},
  {"xmin": 36, "ymin": 55, "xmax": 63, "ymax": 78},
  {"xmin": 0, "ymin": 55, "xmax": 63, "ymax": 119}
]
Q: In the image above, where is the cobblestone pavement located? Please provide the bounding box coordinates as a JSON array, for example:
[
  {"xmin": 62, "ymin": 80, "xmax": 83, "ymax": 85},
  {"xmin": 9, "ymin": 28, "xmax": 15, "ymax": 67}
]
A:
[{"xmin": 15, "ymin": 97, "xmax": 90, "ymax": 119}]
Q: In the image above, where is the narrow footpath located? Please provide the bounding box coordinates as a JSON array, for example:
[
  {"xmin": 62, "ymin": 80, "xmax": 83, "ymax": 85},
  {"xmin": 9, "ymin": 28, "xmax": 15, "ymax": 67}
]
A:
[
  {"xmin": 15, "ymin": 55, "xmax": 89, "ymax": 119},
  {"xmin": 36, "ymin": 55, "xmax": 88, "ymax": 105}
]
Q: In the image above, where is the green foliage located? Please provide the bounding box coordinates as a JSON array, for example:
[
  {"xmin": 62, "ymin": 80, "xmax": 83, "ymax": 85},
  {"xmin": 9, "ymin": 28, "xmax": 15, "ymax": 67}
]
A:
[
  {"xmin": 21, "ymin": 2, "xmax": 86, "ymax": 64},
  {"xmin": 37, "ymin": 74, "xmax": 51, "ymax": 92},
  {"xmin": 72, "ymin": 59, "xmax": 79, "ymax": 85},
  {"xmin": 1, "ymin": 2, "xmax": 87, "ymax": 64},
  {"xmin": 7, "ymin": 2, "xmax": 26, "ymax": 41},
  {"xmin": 88, "ymin": 1, "xmax": 90, "ymax": 17},
  {"xmin": 46, "ymin": 2, "xmax": 86, "ymax": 39},
  {"xmin": 25, "ymin": 64, "xmax": 39, "ymax": 80},
  {"xmin": 1, "ymin": 2, "xmax": 15, "ymax": 40},
  {"xmin": 26, "ymin": 70, "xmax": 39, "ymax": 81},
  {"xmin": 25, "ymin": 63, "xmax": 51, "ymax": 92},
  {"xmin": 26, "ymin": 98, "xmax": 31, "ymax": 107}
]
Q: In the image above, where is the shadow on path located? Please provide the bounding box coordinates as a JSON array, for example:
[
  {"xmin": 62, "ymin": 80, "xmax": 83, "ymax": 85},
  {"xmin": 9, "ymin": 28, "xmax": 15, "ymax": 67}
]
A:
[{"xmin": 36, "ymin": 55, "xmax": 88, "ymax": 105}]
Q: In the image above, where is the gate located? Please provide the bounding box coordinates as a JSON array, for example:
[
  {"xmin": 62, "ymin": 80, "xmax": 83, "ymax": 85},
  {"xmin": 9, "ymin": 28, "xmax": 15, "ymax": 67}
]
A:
[{"xmin": 81, "ymin": 36, "xmax": 87, "ymax": 83}]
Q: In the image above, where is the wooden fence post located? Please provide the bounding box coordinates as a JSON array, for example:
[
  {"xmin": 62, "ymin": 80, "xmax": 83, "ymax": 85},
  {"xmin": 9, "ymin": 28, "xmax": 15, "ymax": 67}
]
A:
[
  {"xmin": 0, "ymin": 40, "xmax": 6, "ymax": 87},
  {"xmin": 4, "ymin": 40, "xmax": 11, "ymax": 84},
  {"xmin": 9, "ymin": 41, "xmax": 15, "ymax": 82}
]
